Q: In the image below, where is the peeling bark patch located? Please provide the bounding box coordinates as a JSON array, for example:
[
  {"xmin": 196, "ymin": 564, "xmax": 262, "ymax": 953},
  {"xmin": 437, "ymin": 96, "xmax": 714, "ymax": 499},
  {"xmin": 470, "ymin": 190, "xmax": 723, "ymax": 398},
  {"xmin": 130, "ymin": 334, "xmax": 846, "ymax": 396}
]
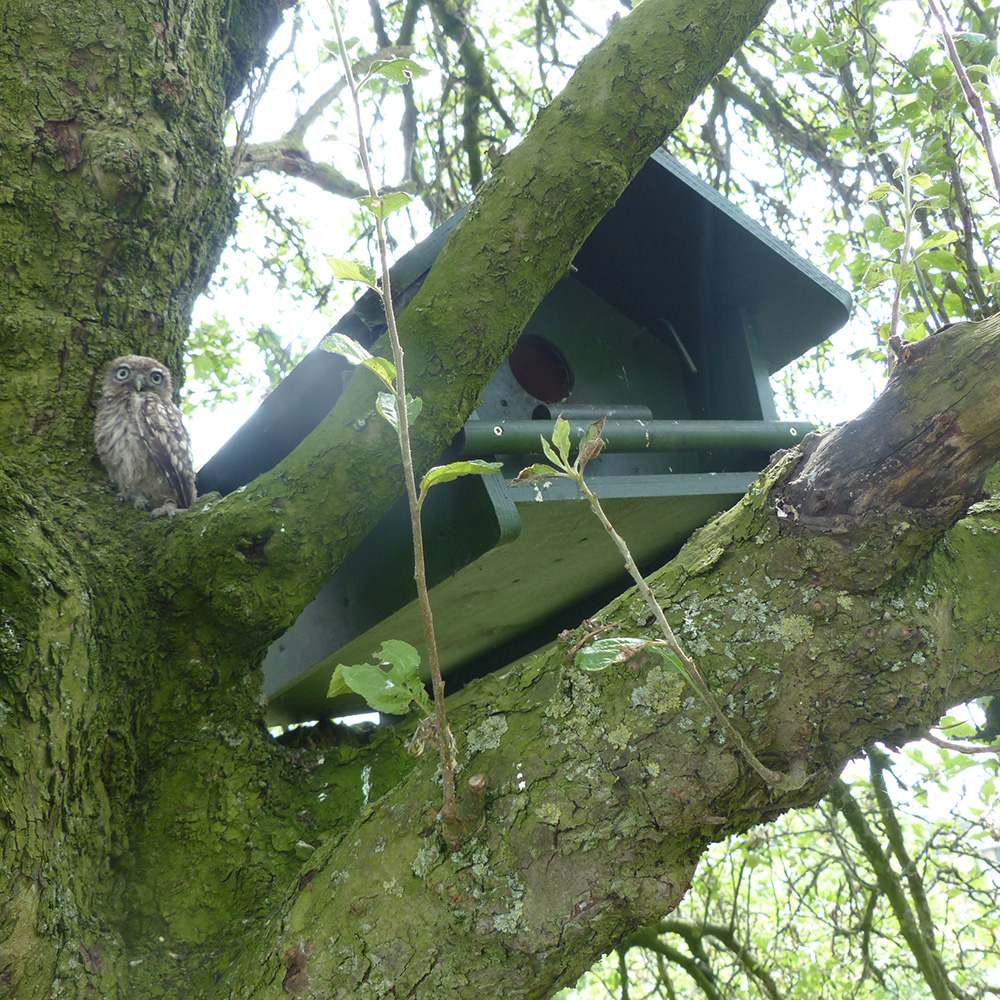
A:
[
  {"xmin": 78, "ymin": 942, "xmax": 105, "ymax": 974},
  {"xmin": 41, "ymin": 120, "xmax": 83, "ymax": 171},
  {"xmin": 236, "ymin": 534, "xmax": 271, "ymax": 562},
  {"xmin": 297, "ymin": 868, "xmax": 319, "ymax": 893},
  {"xmin": 282, "ymin": 945, "xmax": 309, "ymax": 995}
]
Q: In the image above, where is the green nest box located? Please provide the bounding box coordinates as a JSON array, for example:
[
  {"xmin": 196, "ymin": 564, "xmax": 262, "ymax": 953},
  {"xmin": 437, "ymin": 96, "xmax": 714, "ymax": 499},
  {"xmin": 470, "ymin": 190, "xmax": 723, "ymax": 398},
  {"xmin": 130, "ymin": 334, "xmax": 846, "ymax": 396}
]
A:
[{"xmin": 198, "ymin": 150, "xmax": 851, "ymax": 724}]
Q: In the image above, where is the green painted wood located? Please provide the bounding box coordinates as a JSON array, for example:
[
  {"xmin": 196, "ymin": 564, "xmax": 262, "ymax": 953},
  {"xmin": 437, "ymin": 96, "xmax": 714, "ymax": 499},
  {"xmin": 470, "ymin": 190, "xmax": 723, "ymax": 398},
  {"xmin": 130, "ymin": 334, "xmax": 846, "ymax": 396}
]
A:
[
  {"xmin": 265, "ymin": 471, "xmax": 757, "ymax": 723},
  {"xmin": 460, "ymin": 419, "xmax": 814, "ymax": 455},
  {"xmin": 194, "ymin": 151, "xmax": 851, "ymax": 724}
]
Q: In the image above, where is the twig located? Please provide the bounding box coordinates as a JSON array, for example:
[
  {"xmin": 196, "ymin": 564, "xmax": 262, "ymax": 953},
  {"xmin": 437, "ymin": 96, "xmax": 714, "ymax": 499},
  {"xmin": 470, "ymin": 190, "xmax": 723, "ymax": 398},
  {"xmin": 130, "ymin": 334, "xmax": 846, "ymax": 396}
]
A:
[
  {"xmin": 928, "ymin": 0, "xmax": 1000, "ymax": 202},
  {"xmin": 231, "ymin": 12, "xmax": 300, "ymax": 171},
  {"xmin": 888, "ymin": 145, "xmax": 915, "ymax": 344},
  {"xmin": 332, "ymin": 8, "xmax": 460, "ymax": 833},
  {"xmin": 562, "ymin": 620, "xmax": 617, "ymax": 659},
  {"xmin": 234, "ymin": 45, "xmax": 416, "ymax": 198},
  {"xmin": 922, "ymin": 732, "xmax": 1000, "ymax": 754}
]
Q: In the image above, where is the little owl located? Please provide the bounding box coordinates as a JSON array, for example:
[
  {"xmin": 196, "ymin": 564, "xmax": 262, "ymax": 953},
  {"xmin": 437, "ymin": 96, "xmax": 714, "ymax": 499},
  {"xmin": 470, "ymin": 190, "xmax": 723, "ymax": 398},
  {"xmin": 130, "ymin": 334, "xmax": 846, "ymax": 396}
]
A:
[{"xmin": 94, "ymin": 354, "xmax": 197, "ymax": 518}]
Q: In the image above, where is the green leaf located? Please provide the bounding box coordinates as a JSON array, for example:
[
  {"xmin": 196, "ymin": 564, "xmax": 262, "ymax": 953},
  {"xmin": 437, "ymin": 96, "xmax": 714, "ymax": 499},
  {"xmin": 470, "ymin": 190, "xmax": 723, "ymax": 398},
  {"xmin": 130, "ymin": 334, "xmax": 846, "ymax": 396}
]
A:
[
  {"xmin": 509, "ymin": 462, "xmax": 560, "ymax": 486},
  {"xmin": 326, "ymin": 664, "xmax": 354, "ymax": 701},
  {"xmin": 825, "ymin": 231, "xmax": 847, "ymax": 254},
  {"xmin": 861, "ymin": 263, "xmax": 890, "ymax": 291},
  {"xmin": 362, "ymin": 356, "xmax": 397, "ymax": 387},
  {"xmin": 577, "ymin": 417, "xmax": 606, "ymax": 473},
  {"xmin": 359, "ymin": 191, "xmax": 412, "ymax": 222},
  {"xmin": 914, "ymin": 231, "xmax": 958, "ymax": 255},
  {"xmin": 953, "ymin": 31, "xmax": 988, "ymax": 47},
  {"xmin": 862, "ymin": 213, "xmax": 885, "ymax": 237},
  {"xmin": 820, "ymin": 42, "xmax": 848, "ymax": 68},
  {"xmin": 574, "ymin": 638, "xmax": 626, "ymax": 671},
  {"xmin": 866, "ymin": 182, "xmax": 894, "ymax": 202},
  {"xmin": 328, "ymin": 256, "xmax": 378, "ymax": 290},
  {"xmin": 575, "ymin": 638, "xmax": 674, "ymax": 672},
  {"xmin": 363, "ymin": 56, "xmax": 427, "ymax": 86},
  {"xmin": 552, "ymin": 415, "xmax": 571, "ymax": 464},
  {"xmin": 376, "ymin": 391, "xmax": 422, "ymax": 430},
  {"xmin": 539, "ymin": 434, "xmax": 563, "ymax": 469},
  {"xmin": 378, "ymin": 638, "xmax": 421, "ymax": 672},
  {"xmin": 921, "ymin": 249, "xmax": 962, "ymax": 271},
  {"xmin": 321, "ymin": 331, "xmax": 372, "ymax": 366},
  {"xmin": 376, "ymin": 391, "xmax": 396, "ymax": 428},
  {"xmin": 334, "ymin": 640, "xmax": 430, "ymax": 715},
  {"xmin": 907, "ymin": 49, "xmax": 931, "ymax": 75},
  {"xmin": 419, "ymin": 460, "xmax": 503, "ymax": 497},
  {"xmin": 659, "ymin": 650, "xmax": 685, "ymax": 675},
  {"xmin": 580, "ymin": 417, "xmax": 605, "ymax": 449},
  {"xmin": 878, "ymin": 228, "xmax": 905, "ymax": 252}
]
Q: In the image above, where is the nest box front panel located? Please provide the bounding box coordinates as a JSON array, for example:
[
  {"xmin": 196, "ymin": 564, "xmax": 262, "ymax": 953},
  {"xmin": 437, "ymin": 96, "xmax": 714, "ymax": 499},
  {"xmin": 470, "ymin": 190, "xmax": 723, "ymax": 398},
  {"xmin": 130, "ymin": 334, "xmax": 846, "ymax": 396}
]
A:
[
  {"xmin": 197, "ymin": 150, "xmax": 851, "ymax": 724},
  {"xmin": 476, "ymin": 276, "xmax": 700, "ymax": 478}
]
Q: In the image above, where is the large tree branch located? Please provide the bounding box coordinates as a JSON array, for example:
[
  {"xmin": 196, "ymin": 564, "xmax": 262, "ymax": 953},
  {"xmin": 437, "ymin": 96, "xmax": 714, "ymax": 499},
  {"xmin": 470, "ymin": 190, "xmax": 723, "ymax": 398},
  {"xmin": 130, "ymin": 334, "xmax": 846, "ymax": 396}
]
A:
[
  {"xmin": 151, "ymin": 0, "xmax": 779, "ymax": 647},
  {"xmin": 777, "ymin": 319, "xmax": 1000, "ymax": 589},
  {"xmin": 189, "ymin": 321, "xmax": 1000, "ymax": 997},
  {"xmin": 235, "ymin": 141, "xmax": 371, "ymax": 196},
  {"xmin": 115, "ymin": 314, "xmax": 1000, "ymax": 995}
]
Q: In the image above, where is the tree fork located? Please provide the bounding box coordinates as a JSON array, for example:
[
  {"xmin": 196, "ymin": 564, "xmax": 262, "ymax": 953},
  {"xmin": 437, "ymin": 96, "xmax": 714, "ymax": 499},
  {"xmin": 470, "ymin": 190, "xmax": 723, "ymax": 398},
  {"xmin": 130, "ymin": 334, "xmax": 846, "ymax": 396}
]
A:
[{"xmin": 8, "ymin": 1, "xmax": 1000, "ymax": 997}]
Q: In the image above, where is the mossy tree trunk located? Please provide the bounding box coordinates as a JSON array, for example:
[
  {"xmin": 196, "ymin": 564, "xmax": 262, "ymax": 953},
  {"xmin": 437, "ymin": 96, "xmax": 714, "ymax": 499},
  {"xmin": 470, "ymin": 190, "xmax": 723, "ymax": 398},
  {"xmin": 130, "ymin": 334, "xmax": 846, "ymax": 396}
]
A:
[{"xmin": 5, "ymin": 2, "xmax": 1000, "ymax": 999}]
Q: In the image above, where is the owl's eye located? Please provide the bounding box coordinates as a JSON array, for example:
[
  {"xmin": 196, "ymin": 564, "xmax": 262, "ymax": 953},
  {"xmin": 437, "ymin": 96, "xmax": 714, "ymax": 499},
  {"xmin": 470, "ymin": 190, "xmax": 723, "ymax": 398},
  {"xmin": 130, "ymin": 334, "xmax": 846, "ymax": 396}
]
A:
[
  {"xmin": 114, "ymin": 366, "xmax": 130, "ymax": 381},
  {"xmin": 149, "ymin": 370, "xmax": 164, "ymax": 385}
]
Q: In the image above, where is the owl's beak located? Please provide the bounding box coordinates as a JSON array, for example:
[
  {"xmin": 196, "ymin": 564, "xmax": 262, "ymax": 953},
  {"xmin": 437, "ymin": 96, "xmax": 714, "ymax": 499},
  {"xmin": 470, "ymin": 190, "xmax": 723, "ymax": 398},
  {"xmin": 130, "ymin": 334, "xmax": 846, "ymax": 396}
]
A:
[{"xmin": 134, "ymin": 374, "xmax": 145, "ymax": 389}]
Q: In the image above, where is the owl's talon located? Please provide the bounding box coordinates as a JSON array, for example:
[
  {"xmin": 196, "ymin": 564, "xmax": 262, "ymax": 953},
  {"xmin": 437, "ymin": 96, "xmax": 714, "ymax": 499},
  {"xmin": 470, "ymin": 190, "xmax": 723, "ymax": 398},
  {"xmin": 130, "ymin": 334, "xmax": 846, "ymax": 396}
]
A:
[{"xmin": 149, "ymin": 502, "xmax": 189, "ymax": 519}]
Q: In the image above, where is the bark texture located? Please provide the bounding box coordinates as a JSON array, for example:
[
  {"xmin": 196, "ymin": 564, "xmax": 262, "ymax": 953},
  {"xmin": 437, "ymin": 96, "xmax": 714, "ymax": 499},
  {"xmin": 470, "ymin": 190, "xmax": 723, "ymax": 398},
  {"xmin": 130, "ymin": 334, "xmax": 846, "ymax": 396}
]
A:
[{"xmin": 7, "ymin": 2, "xmax": 1000, "ymax": 1000}]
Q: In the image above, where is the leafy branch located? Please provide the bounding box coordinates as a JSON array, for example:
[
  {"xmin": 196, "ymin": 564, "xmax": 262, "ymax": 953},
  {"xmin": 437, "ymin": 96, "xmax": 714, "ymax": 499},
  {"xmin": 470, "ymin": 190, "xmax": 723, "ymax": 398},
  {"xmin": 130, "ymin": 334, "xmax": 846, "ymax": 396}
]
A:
[
  {"xmin": 927, "ymin": 0, "xmax": 1000, "ymax": 203},
  {"xmin": 864, "ymin": 137, "xmax": 958, "ymax": 346},
  {"xmin": 512, "ymin": 416, "xmax": 798, "ymax": 790},
  {"xmin": 233, "ymin": 40, "xmax": 422, "ymax": 199},
  {"xmin": 323, "ymin": 6, "xmax": 500, "ymax": 839}
]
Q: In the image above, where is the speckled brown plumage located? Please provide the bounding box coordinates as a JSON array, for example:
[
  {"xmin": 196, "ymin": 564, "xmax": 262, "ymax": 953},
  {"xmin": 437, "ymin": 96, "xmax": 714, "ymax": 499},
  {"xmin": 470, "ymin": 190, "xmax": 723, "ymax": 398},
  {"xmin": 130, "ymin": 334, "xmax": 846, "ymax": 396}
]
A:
[{"xmin": 93, "ymin": 355, "xmax": 196, "ymax": 518}]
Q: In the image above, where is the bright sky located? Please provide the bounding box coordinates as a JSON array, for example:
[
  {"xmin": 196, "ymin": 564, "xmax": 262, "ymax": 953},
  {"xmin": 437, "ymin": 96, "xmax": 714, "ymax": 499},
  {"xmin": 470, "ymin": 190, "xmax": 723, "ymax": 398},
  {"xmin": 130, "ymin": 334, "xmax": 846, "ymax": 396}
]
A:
[{"xmin": 185, "ymin": 0, "xmax": 935, "ymax": 465}]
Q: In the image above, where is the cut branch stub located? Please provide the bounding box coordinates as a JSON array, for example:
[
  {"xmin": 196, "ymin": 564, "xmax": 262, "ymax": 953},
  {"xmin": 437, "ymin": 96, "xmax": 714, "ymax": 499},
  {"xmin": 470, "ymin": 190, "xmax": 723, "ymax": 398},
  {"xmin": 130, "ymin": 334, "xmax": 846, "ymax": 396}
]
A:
[{"xmin": 773, "ymin": 316, "xmax": 1000, "ymax": 588}]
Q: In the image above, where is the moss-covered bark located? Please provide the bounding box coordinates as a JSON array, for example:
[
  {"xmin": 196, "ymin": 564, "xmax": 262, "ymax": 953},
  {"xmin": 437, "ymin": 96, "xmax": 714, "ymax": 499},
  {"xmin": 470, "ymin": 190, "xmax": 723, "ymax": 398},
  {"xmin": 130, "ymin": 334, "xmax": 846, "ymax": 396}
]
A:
[
  {"xmin": 7, "ymin": 1, "xmax": 1000, "ymax": 999},
  {"xmin": 0, "ymin": 0, "xmax": 284, "ymax": 994}
]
